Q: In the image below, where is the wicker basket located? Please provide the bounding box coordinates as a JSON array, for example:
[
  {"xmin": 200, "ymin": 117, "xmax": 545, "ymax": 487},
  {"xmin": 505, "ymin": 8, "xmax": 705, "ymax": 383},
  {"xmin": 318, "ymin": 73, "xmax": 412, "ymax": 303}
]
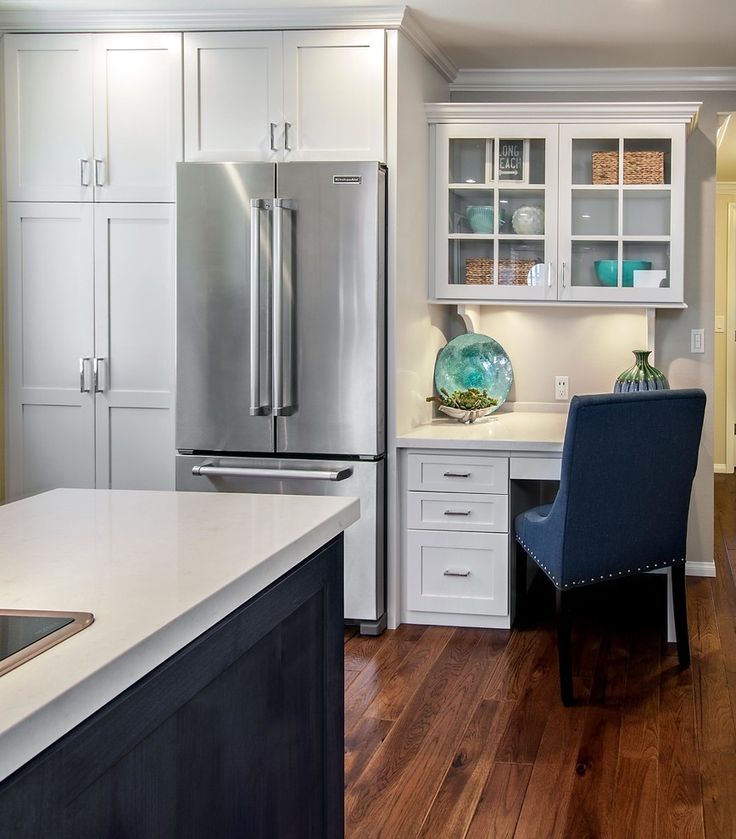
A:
[
  {"xmin": 464, "ymin": 257, "xmax": 539, "ymax": 286},
  {"xmin": 591, "ymin": 150, "xmax": 665, "ymax": 185},
  {"xmin": 465, "ymin": 257, "xmax": 493, "ymax": 284}
]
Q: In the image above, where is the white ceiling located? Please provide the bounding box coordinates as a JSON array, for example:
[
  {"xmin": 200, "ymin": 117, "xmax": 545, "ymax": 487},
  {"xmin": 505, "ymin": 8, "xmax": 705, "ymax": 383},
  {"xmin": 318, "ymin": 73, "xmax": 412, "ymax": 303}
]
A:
[{"xmin": 0, "ymin": 0, "xmax": 734, "ymax": 70}]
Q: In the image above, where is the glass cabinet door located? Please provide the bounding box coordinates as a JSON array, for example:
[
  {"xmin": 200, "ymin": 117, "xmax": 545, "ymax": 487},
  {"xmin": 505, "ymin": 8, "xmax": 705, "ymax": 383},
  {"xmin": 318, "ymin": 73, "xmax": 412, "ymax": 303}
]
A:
[
  {"xmin": 434, "ymin": 124, "xmax": 558, "ymax": 301},
  {"xmin": 558, "ymin": 124, "xmax": 684, "ymax": 303}
]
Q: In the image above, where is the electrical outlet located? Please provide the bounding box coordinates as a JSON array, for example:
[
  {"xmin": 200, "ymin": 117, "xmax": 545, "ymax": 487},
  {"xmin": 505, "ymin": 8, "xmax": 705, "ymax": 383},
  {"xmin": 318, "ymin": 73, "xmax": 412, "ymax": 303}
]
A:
[{"xmin": 555, "ymin": 375, "xmax": 569, "ymax": 401}]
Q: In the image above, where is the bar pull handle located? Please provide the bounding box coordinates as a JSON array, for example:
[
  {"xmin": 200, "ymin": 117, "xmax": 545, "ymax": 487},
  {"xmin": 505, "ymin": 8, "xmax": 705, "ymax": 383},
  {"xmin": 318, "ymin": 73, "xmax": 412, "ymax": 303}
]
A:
[
  {"xmin": 444, "ymin": 510, "xmax": 472, "ymax": 517},
  {"xmin": 547, "ymin": 261, "xmax": 553, "ymax": 288},
  {"xmin": 272, "ymin": 198, "xmax": 295, "ymax": 416},
  {"xmin": 443, "ymin": 471, "xmax": 471, "ymax": 478},
  {"xmin": 269, "ymin": 122, "xmax": 278, "ymax": 152},
  {"xmin": 94, "ymin": 158, "xmax": 105, "ymax": 187},
  {"xmin": 80, "ymin": 158, "xmax": 90, "ymax": 187},
  {"xmin": 79, "ymin": 357, "xmax": 91, "ymax": 393},
  {"xmin": 443, "ymin": 569, "xmax": 471, "ymax": 577},
  {"xmin": 250, "ymin": 198, "xmax": 271, "ymax": 416},
  {"xmin": 561, "ymin": 261, "xmax": 567, "ymax": 289},
  {"xmin": 284, "ymin": 121, "xmax": 292, "ymax": 152},
  {"xmin": 93, "ymin": 357, "xmax": 105, "ymax": 393},
  {"xmin": 191, "ymin": 463, "xmax": 352, "ymax": 482}
]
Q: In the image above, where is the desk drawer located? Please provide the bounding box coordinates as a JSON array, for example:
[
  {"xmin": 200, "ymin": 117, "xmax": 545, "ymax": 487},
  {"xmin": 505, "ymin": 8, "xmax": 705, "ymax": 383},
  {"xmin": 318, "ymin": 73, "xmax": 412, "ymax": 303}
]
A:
[
  {"xmin": 407, "ymin": 453, "xmax": 508, "ymax": 494},
  {"xmin": 406, "ymin": 530, "xmax": 508, "ymax": 616},
  {"xmin": 407, "ymin": 492, "xmax": 508, "ymax": 532}
]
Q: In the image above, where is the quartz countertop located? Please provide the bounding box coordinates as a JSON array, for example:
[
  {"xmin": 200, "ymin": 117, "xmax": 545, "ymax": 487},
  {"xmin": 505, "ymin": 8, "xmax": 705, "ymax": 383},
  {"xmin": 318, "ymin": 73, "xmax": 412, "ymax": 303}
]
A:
[
  {"xmin": 396, "ymin": 411, "xmax": 567, "ymax": 452},
  {"xmin": 0, "ymin": 489, "xmax": 359, "ymax": 783}
]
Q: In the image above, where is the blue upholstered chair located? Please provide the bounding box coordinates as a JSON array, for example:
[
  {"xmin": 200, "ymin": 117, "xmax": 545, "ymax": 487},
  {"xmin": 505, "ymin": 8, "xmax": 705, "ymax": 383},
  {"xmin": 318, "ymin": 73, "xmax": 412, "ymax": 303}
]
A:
[{"xmin": 514, "ymin": 389, "xmax": 706, "ymax": 706}]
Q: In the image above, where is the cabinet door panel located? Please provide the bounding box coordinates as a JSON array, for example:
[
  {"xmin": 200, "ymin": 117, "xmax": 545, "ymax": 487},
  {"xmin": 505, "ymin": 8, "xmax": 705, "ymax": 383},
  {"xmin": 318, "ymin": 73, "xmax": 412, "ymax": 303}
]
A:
[
  {"xmin": 6, "ymin": 204, "xmax": 95, "ymax": 500},
  {"xmin": 4, "ymin": 34, "xmax": 93, "ymax": 202},
  {"xmin": 184, "ymin": 32, "xmax": 283, "ymax": 161},
  {"xmin": 94, "ymin": 204, "xmax": 175, "ymax": 489},
  {"xmin": 93, "ymin": 34, "xmax": 182, "ymax": 202},
  {"xmin": 283, "ymin": 29, "xmax": 385, "ymax": 162}
]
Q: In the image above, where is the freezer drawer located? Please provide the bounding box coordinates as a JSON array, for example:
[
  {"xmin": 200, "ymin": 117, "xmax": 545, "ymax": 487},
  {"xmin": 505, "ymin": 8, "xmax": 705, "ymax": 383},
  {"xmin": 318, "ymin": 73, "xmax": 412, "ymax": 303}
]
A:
[{"xmin": 176, "ymin": 454, "xmax": 385, "ymax": 626}]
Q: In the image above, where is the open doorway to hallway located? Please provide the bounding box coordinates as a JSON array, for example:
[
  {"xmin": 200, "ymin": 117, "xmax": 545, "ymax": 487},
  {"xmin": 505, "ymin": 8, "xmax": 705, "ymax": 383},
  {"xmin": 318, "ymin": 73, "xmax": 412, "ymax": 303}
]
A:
[{"xmin": 715, "ymin": 113, "xmax": 736, "ymax": 474}]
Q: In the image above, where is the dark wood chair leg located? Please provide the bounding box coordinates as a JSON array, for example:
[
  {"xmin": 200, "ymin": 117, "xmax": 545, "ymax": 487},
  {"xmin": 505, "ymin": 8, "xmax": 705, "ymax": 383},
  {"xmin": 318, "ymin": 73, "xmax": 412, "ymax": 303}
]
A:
[
  {"xmin": 556, "ymin": 589, "xmax": 574, "ymax": 706},
  {"xmin": 671, "ymin": 564, "xmax": 691, "ymax": 668},
  {"xmin": 514, "ymin": 541, "xmax": 528, "ymax": 628}
]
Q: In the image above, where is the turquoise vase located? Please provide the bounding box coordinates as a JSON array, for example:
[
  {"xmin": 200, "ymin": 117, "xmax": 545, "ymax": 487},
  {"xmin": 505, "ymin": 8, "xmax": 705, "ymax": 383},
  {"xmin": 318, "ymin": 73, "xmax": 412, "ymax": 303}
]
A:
[{"xmin": 613, "ymin": 350, "xmax": 669, "ymax": 392}]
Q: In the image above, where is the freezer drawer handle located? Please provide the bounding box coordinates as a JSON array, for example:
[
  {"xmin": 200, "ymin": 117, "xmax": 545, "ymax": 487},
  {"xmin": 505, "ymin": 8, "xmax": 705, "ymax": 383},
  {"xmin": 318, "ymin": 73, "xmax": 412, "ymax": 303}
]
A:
[{"xmin": 191, "ymin": 463, "xmax": 353, "ymax": 482}]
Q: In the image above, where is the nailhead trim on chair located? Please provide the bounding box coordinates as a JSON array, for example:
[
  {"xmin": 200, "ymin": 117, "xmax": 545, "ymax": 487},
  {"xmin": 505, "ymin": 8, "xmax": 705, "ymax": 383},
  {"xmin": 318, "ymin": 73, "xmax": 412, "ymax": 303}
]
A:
[{"xmin": 514, "ymin": 534, "xmax": 685, "ymax": 590}]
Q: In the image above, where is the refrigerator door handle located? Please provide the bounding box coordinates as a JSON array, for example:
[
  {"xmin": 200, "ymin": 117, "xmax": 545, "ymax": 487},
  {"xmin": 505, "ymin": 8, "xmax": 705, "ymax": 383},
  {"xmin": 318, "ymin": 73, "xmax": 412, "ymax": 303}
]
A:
[
  {"xmin": 249, "ymin": 198, "xmax": 271, "ymax": 416},
  {"xmin": 272, "ymin": 198, "xmax": 296, "ymax": 416},
  {"xmin": 191, "ymin": 462, "xmax": 353, "ymax": 482}
]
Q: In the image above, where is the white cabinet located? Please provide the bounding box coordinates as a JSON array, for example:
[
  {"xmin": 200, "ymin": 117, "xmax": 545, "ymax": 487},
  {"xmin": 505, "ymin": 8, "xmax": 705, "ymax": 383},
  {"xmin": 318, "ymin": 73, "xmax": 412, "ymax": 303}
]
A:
[
  {"xmin": 5, "ymin": 203, "xmax": 175, "ymax": 500},
  {"xmin": 183, "ymin": 29, "xmax": 385, "ymax": 163},
  {"xmin": 403, "ymin": 451, "xmax": 511, "ymax": 627},
  {"xmin": 4, "ymin": 33, "xmax": 182, "ymax": 203},
  {"xmin": 3, "ymin": 35, "xmax": 93, "ymax": 202},
  {"xmin": 428, "ymin": 104, "xmax": 699, "ymax": 306}
]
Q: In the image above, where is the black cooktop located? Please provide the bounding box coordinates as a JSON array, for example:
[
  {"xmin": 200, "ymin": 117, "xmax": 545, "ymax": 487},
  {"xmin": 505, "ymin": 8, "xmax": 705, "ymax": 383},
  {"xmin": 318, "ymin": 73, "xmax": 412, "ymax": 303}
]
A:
[{"xmin": 0, "ymin": 611, "xmax": 94, "ymax": 677}]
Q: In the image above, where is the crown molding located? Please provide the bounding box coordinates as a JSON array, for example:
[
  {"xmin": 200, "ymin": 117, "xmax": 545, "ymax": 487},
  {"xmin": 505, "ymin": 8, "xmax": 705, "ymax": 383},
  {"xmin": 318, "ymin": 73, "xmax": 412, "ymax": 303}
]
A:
[
  {"xmin": 0, "ymin": 6, "xmax": 407, "ymax": 32},
  {"xmin": 398, "ymin": 7, "xmax": 456, "ymax": 81},
  {"xmin": 451, "ymin": 67, "xmax": 736, "ymax": 93},
  {"xmin": 426, "ymin": 101, "xmax": 702, "ymax": 132}
]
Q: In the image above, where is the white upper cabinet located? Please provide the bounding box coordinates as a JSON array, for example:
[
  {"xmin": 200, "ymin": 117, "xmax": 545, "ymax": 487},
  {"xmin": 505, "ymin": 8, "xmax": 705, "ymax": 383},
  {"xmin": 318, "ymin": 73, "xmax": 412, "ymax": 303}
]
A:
[
  {"xmin": 427, "ymin": 103, "xmax": 699, "ymax": 307},
  {"xmin": 184, "ymin": 32, "xmax": 283, "ymax": 162},
  {"xmin": 4, "ymin": 33, "xmax": 182, "ymax": 203},
  {"xmin": 93, "ymin": 34, "xmax": 182, "ymax": 202},
  {"xmin": 282, "ymin": 29, "xmax": 385, "ymax": 162},
  {"xmin": 4, "ymin": 35, "xmax": 94, "ymax": 202},
  {"xmin": 183, "ymin": 29, "xmax": 385, "ymax": 162}
]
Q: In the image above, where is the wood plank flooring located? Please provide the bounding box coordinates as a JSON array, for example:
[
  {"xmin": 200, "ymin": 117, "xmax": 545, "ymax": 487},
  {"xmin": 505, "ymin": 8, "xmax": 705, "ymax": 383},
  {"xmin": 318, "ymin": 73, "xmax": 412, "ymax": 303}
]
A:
[{"xmin": 343, "ymin": 474, "xmax": 736, "ymax": 838}]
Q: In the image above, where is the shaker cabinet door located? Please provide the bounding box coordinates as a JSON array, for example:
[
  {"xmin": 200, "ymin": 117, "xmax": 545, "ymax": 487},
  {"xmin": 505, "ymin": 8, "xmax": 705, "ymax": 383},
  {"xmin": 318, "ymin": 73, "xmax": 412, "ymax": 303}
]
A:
[
  {"xmin": 5, "ymin": 203, "xmax": 96, "ymax": 500},
  {"xmin": 282, "ymin": 29, "xmax": 385, "ymax": 162},
  {"xmin": 94, "ymin": 204, "xmax": 176, "ymax": 490},
  {"xmin": 183, "ymin": 31, "xmax": 283, "ymax": 162},
  {"xmin": 4, "ymin": 34, "xmax": 94, "ymax": 202},
  {"xmin": 93, "ymin": 34, "xmax": 183, "ymax": 202}
]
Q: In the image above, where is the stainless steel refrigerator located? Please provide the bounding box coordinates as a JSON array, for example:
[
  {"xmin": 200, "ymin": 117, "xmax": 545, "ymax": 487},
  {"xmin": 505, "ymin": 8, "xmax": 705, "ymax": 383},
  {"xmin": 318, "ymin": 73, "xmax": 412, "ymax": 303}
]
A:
[{"xmin": 175, "ymin": 161, "xmax": 386, "ymax": 634}]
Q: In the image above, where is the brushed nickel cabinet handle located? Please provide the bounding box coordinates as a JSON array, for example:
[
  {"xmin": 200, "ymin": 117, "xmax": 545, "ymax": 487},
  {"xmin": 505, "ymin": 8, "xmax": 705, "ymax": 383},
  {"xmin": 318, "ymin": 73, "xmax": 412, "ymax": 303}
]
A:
[
  {"xmin": 443, "ymin": 471, "xmax": 470, "ymax": 478},
  {"xmin": 444, "ymin": 510, "xmax": 471, "ymax": 516},
  {"xmin": 443, "ymin": 569, "xmax": 471, "ymax": 577}
]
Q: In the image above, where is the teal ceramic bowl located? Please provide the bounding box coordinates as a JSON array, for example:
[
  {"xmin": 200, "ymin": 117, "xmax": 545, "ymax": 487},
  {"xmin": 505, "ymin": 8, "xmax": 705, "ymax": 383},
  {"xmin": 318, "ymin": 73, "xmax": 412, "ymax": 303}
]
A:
[
  {"xmin": 466, "ymin": 205, "xmax": 494, "ymax": 234},
  {"xmin": 594, "ymin": 259, "xmax": 652, "ymax": 288}
]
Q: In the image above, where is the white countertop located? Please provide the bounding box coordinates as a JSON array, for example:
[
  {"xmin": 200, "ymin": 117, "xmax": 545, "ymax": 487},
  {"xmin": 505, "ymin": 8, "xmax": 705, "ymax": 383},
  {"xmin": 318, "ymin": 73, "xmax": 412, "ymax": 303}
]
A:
[
  {"xmin": 0, "ymin": 489, "xmax": 359, "ymax": 783},
  {"xmin": 396, "ymin": 411, "xmax": 567, "ymax": 452}
]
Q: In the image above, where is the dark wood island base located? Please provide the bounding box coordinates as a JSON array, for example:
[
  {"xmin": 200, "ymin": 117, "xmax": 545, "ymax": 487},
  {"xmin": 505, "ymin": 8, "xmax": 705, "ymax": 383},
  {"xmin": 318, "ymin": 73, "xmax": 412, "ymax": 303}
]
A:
[{"xmin": 0, "ymin": 535, "xmax": 345, "ymax": 839}]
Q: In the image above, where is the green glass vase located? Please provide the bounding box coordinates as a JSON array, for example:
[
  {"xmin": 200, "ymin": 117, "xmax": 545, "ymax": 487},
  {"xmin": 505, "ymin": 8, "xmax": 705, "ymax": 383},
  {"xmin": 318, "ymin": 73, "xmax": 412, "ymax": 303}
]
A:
[{"xmin": 614, "ymin": 350, "xmax": 669, "ymax": 392}]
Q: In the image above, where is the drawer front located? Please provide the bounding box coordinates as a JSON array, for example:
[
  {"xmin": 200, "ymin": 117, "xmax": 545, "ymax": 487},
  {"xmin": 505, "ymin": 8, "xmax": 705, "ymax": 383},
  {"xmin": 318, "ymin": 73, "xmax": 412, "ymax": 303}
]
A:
[
  {"xmin": 406, "ymin": 530, "xmax": 508, "ymax": 616},
  {"xmin": 407, "ymin": 492, "xmax": 508, "ymax": 532},
  {"xmin": 407, "ymin": 453, "xmax": 509, "ymax": 494},
  {"xmin": 510, "ymin": 456, "xmax": 562, "ymax": 481}
]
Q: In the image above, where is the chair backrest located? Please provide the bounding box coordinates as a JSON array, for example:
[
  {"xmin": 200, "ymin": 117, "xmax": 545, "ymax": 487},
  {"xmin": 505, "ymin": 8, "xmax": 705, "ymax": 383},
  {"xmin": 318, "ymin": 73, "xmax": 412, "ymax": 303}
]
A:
[{"xmin": 553, "ymin": 388, "xmax": 706, "ymax": 587}]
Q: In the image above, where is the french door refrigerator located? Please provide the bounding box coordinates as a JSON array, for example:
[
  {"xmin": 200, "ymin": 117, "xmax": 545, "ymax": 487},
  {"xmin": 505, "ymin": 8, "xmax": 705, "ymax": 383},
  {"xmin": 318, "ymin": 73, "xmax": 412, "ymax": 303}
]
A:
[{"xmin": 175, "ymin": 161, "xmax": 386, "ymax": 634}]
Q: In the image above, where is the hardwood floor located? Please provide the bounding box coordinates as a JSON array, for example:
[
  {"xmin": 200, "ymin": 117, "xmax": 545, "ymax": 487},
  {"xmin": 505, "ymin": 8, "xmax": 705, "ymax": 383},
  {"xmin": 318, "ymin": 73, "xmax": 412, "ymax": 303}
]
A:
[{"xmin": 343, "ymin": 474, "xmax": 736, "ymax": 838}]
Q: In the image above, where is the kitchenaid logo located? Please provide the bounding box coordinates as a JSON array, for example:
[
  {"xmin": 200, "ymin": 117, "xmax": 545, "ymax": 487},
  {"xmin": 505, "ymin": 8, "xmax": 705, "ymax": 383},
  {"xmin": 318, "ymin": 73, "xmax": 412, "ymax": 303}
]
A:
[{"xmin": 333, "ymin": 176, "xmax": 362, "ymax": 184}]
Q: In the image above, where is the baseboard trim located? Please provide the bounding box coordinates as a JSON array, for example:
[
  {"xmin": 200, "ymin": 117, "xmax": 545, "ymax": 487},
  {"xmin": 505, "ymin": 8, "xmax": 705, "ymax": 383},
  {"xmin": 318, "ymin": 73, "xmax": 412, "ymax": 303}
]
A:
[
  {"xmin": 686, "ymin": 561, "xmax": 717, "ymax": 577},
  {"xmin": 714, "ymin": 463, "xmax": 730, "ymax": 474}
]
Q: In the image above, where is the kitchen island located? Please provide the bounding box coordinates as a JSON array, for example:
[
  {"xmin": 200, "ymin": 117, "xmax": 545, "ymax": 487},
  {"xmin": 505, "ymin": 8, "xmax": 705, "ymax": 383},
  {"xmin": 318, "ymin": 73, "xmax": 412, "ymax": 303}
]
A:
[{"xmin": 0, "ymin": 489, "xmax": 359, "ymax": 838}]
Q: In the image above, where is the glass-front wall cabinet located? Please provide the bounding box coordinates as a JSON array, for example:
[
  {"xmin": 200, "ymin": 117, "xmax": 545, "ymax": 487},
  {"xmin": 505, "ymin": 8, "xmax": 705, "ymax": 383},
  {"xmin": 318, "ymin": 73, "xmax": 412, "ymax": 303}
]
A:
[
  {"xmin": 558, "ymin": 124, "xmax": 684, "ymax": 304},
  {"xmin": 430, "ymin": 116, "xmax": 689, "ymax": 306},
  {"xmin": 434, "ymin": 124, "xmax": 558, "ymax": 301}
]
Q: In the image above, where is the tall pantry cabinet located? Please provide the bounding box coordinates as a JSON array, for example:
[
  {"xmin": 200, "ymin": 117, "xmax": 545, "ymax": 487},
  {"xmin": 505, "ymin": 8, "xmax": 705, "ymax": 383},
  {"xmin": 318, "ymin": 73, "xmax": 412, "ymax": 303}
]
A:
[{"xmin": 3, "ymin": 33, "xmax": 180, "ymax": 499}]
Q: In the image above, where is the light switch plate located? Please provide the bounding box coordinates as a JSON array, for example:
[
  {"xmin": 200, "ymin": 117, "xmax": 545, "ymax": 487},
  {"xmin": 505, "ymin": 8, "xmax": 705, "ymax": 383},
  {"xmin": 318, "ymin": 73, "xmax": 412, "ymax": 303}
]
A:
[
  {"xmin": 691, "ymin": 328, "xmax": 705, "ymax": 353},
  {"xmin": 715, "ymin": 315, "xmax": 725, "ymax": 333}
]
